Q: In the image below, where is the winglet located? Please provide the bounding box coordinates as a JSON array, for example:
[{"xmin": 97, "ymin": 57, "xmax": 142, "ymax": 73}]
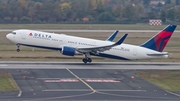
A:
[
  {"xmin": 114, "ymin": 34, "xmax": 128, "ymax": 45},
  {"xmin": 106, "ymin": 30, "xmax": 119, "ymax": 41}
]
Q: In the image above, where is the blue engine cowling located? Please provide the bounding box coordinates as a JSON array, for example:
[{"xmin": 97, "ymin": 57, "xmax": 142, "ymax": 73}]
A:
[{"xmin": 61, "ymin": 46, "xmax": 76, "ymax": 56}]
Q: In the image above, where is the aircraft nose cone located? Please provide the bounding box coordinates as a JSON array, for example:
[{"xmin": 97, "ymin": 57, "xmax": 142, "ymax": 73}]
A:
[
  {"xmin": 6, "ymin": 33, "xmax": 13, "ymax": 41},
  {"xmin": 6, "ymin": 34, "xmax": 10, "ymax": 39}
]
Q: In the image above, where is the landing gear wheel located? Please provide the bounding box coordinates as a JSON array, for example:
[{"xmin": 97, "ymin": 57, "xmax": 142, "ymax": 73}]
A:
[
  {"xmin": 82, "ymin": 58, "xmax": 92, "ymax": 64},
  {"xmin": 87, "ymin": 58, "xmax": 92, "ymax": 63},
  {"xmin": 17, "ymin": 49, "xmax": 20, "ymax": 52},
  {"xmin": 83, "ymin": 53, "xmax": 92, "ymax": 64},
  {"xmin": 82, "ymin": 58, "xmax": 88, "ymax": 64}
]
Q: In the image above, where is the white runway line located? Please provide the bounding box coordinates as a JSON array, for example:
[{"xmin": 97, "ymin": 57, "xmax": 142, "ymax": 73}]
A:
[
  {"xmin": 96, "ymin": 89, "xmax": 146, "ymax": 92},
  {"xmin": 166, "ymin": 91, "xmax": 180, "ymax": 97},
  {"xmin": 0, "ymin": 64, "xmax": 7, "ymax": 66},
  {"xmin": 18, "ymin": 91, "xmax": 22, "ymax": 97},
  {"xmin": 66, "ymin": 68, "xmax": 96, "ymax": 92},
  {"xmin": 42, "ymin": 89, "xmax": 146, "ymax": 92},
  {"xmin": 0, "ymin": 62, "xmax": 180, "ymax": 70},
  {"xmin": 42, "ymin": 89, "xmax": 92, "ymax": 92}
]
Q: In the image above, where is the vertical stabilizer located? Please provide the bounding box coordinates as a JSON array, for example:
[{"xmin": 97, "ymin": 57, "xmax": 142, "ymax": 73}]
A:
[{"xmin": 141, "ymin": 24, "xmax": 177, "ymax": 52}]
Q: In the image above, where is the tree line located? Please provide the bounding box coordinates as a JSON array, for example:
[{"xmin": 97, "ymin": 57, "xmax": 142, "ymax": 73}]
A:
[{"xmin": 0, "ymin": 0, "xmax": 180, "ymax": 24}]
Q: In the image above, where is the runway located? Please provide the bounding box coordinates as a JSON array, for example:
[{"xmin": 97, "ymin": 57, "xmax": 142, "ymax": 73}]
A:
[
  {"xmin": 0, "ymin": 61, "xmax": 180, "ymax": 70},
  {"xmin": 0, "ymin": 62, "xmax": 180, "ymax": 101}
]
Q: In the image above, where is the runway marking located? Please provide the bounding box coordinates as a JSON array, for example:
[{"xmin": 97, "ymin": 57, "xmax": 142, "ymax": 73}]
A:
[
  {"xmin": 0, "ymin": 64, "xmax": 7, "ymax": 66},
  {"xmin": 18, "ymin": 91, "xmax": 22, "ymax": 97},
  {"xmin": 37, "ymin": 78, "xmax": 76, "ymax": 79},
  {"xmin": 166, "ymin": 90, "xmax": 180, "ymax": 97},
  {"xmin": 84, "ymin": 79, "xmax": 120, "ymax": 82},
  {"xmin": 42, "ymin": 89, "xmax": 146, "ymax": 92},
  {"xmin": 97, "ymin": 89, "xmax": 146, "ymax": 92},
  {"xmin": 25, "ymin": 91, "xmax": 95, "ymax": 101},
  {"xmin": 96, "ymin": 91, "xmax": 179, "ymax": 100},
  {"xmin": 66, "ymin": 68, "xmax": 96, "ymax": 92},
  {"xmin": 9, "ymin": 72, "xmax": 22, "ymax": 97},
  {"xmin": 44, "ymin": 79, "xmax": 79, "ymax": 82},
  {"xmin": 42, "ymin": 89, "xmax": 92, "ymax": 91}
]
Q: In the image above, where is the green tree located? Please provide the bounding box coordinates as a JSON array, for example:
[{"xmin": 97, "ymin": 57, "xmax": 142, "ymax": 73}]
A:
[
  {"xmin": 20, "ymin": 16, "xmax": 32, "ymax": 23},
  {"xmin": 122, "ymin": 4, "xmax": 138, "ymax": 21},
  {"xmin": 166, "ymin": 0, "xmax": 171, "ymax": 4},
  {"xmin": 60, "ymin": 2, "xmax": 72, "ymax": 22},
  {"xmin": 4, "ymin": 17, "xmax": 11, "ymax": 23},
  {"xmin": 176, "ymin": 0, "xmax": 180, "ymax": 5},
  {"xmin": 175, "ymin": 7, "xmax": 180, "ymax": 22},
  {"xmin": 143, "ymin": 0, "xmax": 150, "ymax": 5},
  {"xmin": 160, "ymin": 10, "xmax": 166, "ymax": 22},
  {"xmin": 147, "ymin": 12, "xmax": 156, "ymax": 19},
  {"xmin": 112, "ymin": 4, "xmax": 123, "ymax": 18},
  {"xmin": 12, "ymin": 17, "xmax": 18, "ymax": 23},
  {"xmin": 98, "ymin": 12, "xmax": 115, "ymax": 21},
  {"xmin": 167, "ymin": 9, "xmax": 175, "ymax": 21}
]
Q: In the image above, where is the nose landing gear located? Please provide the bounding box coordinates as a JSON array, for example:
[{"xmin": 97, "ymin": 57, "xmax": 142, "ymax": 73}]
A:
[{"xmin": 16, "ymin": 44, "xmax": 20, "ymax": 52}]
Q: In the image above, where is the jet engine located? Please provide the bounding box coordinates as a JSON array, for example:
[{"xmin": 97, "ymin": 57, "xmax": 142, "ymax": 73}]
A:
[{"xmin": 61, "ymin": 46, "xmax": 76, "ymax": 56}]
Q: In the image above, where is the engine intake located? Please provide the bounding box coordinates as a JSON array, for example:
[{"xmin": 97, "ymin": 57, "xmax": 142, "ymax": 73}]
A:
[{"xmin": 61, "ymin": 46, "xmax": 76, "ymax": 56}]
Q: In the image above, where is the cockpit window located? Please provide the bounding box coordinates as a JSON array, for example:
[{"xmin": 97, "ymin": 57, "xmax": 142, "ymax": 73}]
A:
[{"xmin": 11, "ymin": 32, "xmax": 16, "ymax": 35}]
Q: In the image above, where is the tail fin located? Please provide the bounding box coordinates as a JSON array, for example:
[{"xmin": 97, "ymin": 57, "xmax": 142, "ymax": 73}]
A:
[{"xmin": 141, "ymin": 24, "xmax": 177, "ymax": 52}]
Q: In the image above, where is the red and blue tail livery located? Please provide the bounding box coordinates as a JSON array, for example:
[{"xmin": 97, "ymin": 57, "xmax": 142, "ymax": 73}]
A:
[{"xmin": 141, "ymin": 24, "xmax": 177, "ymax": 52}]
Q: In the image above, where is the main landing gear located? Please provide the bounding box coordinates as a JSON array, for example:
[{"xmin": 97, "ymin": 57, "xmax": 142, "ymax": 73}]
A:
[
  {"xmin": 82, "ymin": 58, "xmax": 92, "ymax": 64},
  {"xmin": 82, "ymin": 53, "xmax": 92, "ymax": 64},
  {"xmin": 16, "ymin": 44, "xmax": 20, "ymax": 52}
]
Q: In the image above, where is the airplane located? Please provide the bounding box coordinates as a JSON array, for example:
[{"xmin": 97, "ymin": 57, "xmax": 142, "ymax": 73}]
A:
[{"xmin": 6, "ymin": 24, "xmax": 176, "ymax": 63}]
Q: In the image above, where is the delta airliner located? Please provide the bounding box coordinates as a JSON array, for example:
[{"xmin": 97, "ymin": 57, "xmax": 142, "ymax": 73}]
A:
[{"xmin": 6, "ymin": 24, "xmax": 176, "ymax": 63}]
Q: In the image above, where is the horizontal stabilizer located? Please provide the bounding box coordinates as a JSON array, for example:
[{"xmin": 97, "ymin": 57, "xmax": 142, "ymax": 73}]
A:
[{"xmin": 146, "ymin": 52, "xmax": 168, "ymax": 56}]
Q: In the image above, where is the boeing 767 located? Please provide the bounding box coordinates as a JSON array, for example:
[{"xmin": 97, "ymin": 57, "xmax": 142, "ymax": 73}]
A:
[{"xmin": 6, "ymin": 24, "xmax": 176, "ymax": 63}]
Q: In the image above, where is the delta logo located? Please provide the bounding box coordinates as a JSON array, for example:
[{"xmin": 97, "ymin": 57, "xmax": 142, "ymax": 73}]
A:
[
  {"xmin": 29, "ymin": 33, "xmax": 52, "ymax": 39},
  {"xmin": 29, "ymin": 33, "xmax": 33, "ymax": 36}
]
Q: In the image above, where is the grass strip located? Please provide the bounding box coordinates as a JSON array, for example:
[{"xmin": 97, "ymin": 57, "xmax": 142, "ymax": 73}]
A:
[
  {"xmin": 0, "ymin": 71, "xmax": 19, "ymax": 91},
  {"xmin": 136, "ymin": 70, "xmax": 180, "ymax": 92}
]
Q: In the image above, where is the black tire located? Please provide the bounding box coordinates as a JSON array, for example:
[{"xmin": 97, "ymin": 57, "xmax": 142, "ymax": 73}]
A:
[
  {"xmin": 17, "ymin": 49, "xmax": 20, "ymax": 52},
  {"xmin": 87, "ymin": 58, "xmax": 92, "ymax": 63},
  {"xmin": 82, "ymin": 58, "xmax": 87, "ymax": 64}
]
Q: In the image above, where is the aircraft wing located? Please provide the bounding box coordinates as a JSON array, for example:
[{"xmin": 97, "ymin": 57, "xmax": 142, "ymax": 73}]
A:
[
  {"xmin": 106, "ymin": 30, "xmax": 119, "ymax": 41},
  {"xmin": 76, "ymin": 34, "xmax": 128, "ymax": 53}
]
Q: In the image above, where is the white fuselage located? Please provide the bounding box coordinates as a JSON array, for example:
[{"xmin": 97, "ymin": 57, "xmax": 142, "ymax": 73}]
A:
[{"xmin": 6, "ymin": 29, "xmax": 168, "ymax": 60}]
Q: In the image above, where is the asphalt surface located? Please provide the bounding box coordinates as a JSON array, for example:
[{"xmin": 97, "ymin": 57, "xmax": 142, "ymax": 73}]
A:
[
  {"xmin": 0, "ymin": 62, "xmax": 180, "ymax": 101},
  {"xmin": 0, "ymin": 62, "xmax": 180, "ymax": 70}
]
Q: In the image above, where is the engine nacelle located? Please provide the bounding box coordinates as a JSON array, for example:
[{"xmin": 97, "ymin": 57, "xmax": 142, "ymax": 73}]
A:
[{"xmin": 61, "ymin": 46, "xmax": 76, "ymax": 56}]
